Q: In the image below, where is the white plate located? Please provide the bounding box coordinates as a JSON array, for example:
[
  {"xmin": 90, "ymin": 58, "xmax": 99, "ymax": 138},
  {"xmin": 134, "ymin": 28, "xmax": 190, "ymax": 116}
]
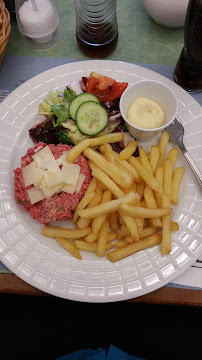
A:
[{"xmin": 0, "ymin": 60, "xmax": 202, "ymax": 302}]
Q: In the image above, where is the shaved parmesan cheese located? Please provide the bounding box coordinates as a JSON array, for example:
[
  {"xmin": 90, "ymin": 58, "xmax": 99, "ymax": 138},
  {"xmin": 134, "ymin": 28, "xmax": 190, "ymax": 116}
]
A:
[
  {"xmin": 22, "ymin": 162, "xmax": 39, "ymax": 187},
  {"xmin": 44, "ymin": 169, "xmax": 63, "ymax": 188},
  {"xmin": 33, "ymin": 168, "xmax": 45, "ymax": 187},
  {"xmin": 61, "ymin": 183, "xmax": 77, "ymax": 195},
  {"xmin": 32, "ymin": 145, "xmax": 59, "ymax": 173},
  {"xmin": 57, "ymin": 151, "xmax": 68, "ymax": 166},
  {"xmin": 38, "ymin": 177, "xmax": 47, "ymax": 189},
  {"xmin": 23, "ymin": 145, "xmax": 86, "ymax": 203},
  {"xmin": 42, "ymin": 183, "xmax": 63, "ymax": 199},
  {"xmin": 27, "ymin": 187, "xmax": 45, "ymax": 204},
  {"xmin": 75, "ymin": 173, "xmax": 86, "ymax": 193},
  {"xmin": 61, "ymin": 162, "xmax": 81, "ymax": 185},
  {"xmin": 42, "ymin": 155, "xmax": 59, "ymax": 173}
]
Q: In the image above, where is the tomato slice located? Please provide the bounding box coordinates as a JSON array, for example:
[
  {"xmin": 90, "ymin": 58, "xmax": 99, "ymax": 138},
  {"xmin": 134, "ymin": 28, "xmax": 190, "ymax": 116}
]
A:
[
  {"xmin": 85, "ymin": 72, "xmax": 128, "ymax": 101},
  {"xmin": 97, "ymin": 81, "xmax": 128, "ymax": 102}
]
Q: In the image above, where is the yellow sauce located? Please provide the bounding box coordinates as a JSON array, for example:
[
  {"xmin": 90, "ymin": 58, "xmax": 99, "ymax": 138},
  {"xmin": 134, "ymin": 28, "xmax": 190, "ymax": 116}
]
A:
[{"xmin": 127, "ymin": 97, "xmax": 165, "ymax": 129}]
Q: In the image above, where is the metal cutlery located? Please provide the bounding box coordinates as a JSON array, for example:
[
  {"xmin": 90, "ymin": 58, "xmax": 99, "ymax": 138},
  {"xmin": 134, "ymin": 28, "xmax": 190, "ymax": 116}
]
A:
[{"xmin": 164, "ymin": 117, "xmax": 202, "ymax": 189}]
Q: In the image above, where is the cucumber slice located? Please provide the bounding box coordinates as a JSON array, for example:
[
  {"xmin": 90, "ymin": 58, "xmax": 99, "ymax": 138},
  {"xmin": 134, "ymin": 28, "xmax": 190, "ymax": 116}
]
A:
[
  {"xmin": 76, "ymin": 101, "xmax": 109, "ymax": 136},
  {"xmin": 69, "ymin": 92, "xmax": 99, "ymax": 121}
]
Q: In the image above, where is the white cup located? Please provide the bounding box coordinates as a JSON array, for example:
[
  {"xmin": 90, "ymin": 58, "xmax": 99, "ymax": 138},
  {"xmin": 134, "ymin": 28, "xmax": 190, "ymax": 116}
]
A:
[
  {"xmin": 120, "ymin": 80, "xmax": 178, "ymax": 142},
  {"xmin": 141, "ymin": 0, "xmax": 189, "ymax": 28}
]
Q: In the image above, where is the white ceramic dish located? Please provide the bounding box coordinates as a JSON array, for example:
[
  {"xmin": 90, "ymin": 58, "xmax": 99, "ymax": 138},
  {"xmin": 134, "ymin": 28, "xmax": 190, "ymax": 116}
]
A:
[
  {"xmin": 142, "ymin": 0, "xmax": 189, "ymax": 28},
  {"xmin": 0, "ymin": 60, "xmax": 202, "ymax": 302},
  {"xmin": 120, "ymin": 80, "xmax": 178, "ymax": 141}
]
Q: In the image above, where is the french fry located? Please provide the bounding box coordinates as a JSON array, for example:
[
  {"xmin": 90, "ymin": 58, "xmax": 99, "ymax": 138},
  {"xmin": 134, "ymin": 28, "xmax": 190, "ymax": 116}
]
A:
[
  {"xmin": 88, "ymin": 160, "xmax": 98, "ymax": 172},
  {"xmin": 78, "ymin": 192, "xmax": 138, "ymax": 219},
  {"xmin": 170, "ymin": 221, "xmax": 179, "ymax": 231},
  {"xmin": 99, "ymin": 144, "xmax": 107, "ymax": 154},
  {"xmin": 66, "ymin": 133, "xmax": 124, "ymax": 163},
  {"xmin": 96, "ymin": 180, "xmax": 108, "ymax": 191},
  {"xmin": 92, "ymin": 190, "xmax": 112, "ymax": 233},
  {"xmin": 85, "ymin": 177, "xmax": 97, "ymax": 194},
  {"xmin": 76, "ymin": 187, "xmax": 103, "ymax": 229},
  {"xmin": 154, "ymin": 167, "xmax": 163, "ymax": 208},
  {"xmin": 97, "ymin": 218, "xmax": 110, "ymax": 257},
  {"xmin": 161, "ymin": 194, "xmax": 171, "ymax": 255},
  {"xmin": 119, "ymin": 140, "xmax": 138, "ymax": 160},
  {"xmin": 84, "ymin": 147, "xmax": 132, "ymax": 188},
  {"xmin": 107, "ymin": 232, "xmax": 117, "ymax": 242},
  {"xmin": 55, "ymin": 237, "xmax": 82, "ymax": 260},
  {"xmin": 114, "ymin": 152, "xmax": 142, "ymax": 183},
  {"xmin": 76, "ymin": 217, "xmax": 92, "ymax": 230},
  {"xmin": 74, "ymin": 239, "xmax": 113, "ymax": 253},
  {"xmin": 107, "ymin": 233, "xmax": 162, "ymax": 262},
  {"xmin": 171, "ymin": 167, "xmax": 184, "ymax": 205},
  {"xmin": 157, "ymin": 131, "xmax": 169, "ymax": 168},
  {"xmin": 138, "ymin": 200, "xmax": 146, "ymax": 231},
  {"xmin": 119, "ymin": 227, "xmax": 158, "ymax": 244},
  {"xmin": 118, "ymin": 223, "xmax": 130, "ymax": 238},
  {"xmin": 119, "ymin": 203, "xmax": 172, "ymax": 218},
  {"xmin": 91, "ymin": 167, "xmax": 125, "ymax": 198},
  {"xmin": 88, "ymin": 132, "xmax": 124, "ymax": 147},
  {"xmin": 124, "ymin": 235, "xmax": 134, "ymax": 244},
  {"xmin": 74, "ymin": 240, "xmax": 99, "ymax": 252},
  {"xmin": 146, "ymin": 152, "xmax": 151, "ymax": 160},
  {"xmin": 139, "ymin": 226, "xmax": 157, "ymax": 238},
  {"xmin": 73, "ymin": 190, "xmax": 95, "ymax": 223},
  {"xmin": 166, "ymin": 147, "xmax": 179, "ymax": 172},
  {"xmin": 66, "ymin": 138, "xmax": 91, "ymax": 163},
  {"xmin": 119, "ymin": 185, "xmax": 129, "ymax": 195},
  {"xmin": 116, "ymin": 162, "xmax": 135, "ymax": 183},
  {"xmin": 150, "ymin": 145, "xmax": 160, "ymax": 175},
  {"xmin": 139, "ymin": 146, "xmax": 152, "ymax": 173},
  {"xmin": 109, "ymin": 211, "xmax": 119, "ymax": 231},
  {"xmin": 103, "ymin": 143, "xmax": 116, "ymax": 164},
  {"xmin": 130, "ymin": 182, "xmax": 137, "ymax": 193},
  {"xmin": 88, "ymin": 187, "xmax": 103, "ymax": 207},
  {"xmin": 119, "ymin": 211, "xmax": 140, "ymax": 241},
  {"xmin": 136, "ymin": 182, "xmax": 145, "ymax": 201},
  {"xmin": 114, "ymin": 239, "xmax": 127, "ymax": 247},
  {"xmin": 84, "ymin": 232, "xmax": 98, "ymax": 243},
  {"xmin": 128, "ymin": 156, "xmax": 163, "ymax": 194},
  {"xmin": 144, "ymin": 185, "xmax": 162, "ymax": 228},
  {"xmin": 163, "ymin": 159, "xmax": 173, "ymax": 198},
  {"xmin": 73, "ymin": 177, "xmax": 97, "ymax": 224},
  {"xmin": 42, "ymin": 226, "xmax": 91, "ymax": 239}
]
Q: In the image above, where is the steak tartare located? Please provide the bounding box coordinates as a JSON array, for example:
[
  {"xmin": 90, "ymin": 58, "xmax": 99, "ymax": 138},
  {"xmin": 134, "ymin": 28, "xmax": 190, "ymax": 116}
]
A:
[{"xmin": 14, "ymin": 142, "xmax": 91, "ymax": 225}]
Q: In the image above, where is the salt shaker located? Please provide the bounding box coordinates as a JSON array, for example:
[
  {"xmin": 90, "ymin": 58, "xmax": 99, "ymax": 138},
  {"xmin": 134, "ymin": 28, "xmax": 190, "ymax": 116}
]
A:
[
  {"xmin": 15, "ymin": 0, "xmax": 60, "ymax": 49},
  {"xmin": 174, "ymin": 0, "xmax": 202, "ymax": 92},
  {"xmin": 74, "ymin": 0, "xmax": 118, "ymax": 58}
]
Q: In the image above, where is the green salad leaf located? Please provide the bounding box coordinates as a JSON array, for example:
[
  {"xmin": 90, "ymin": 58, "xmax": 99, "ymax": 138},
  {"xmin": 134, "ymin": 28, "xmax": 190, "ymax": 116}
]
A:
[
  {"xmin": 64, "ymin": 89, "xmax": 76, "ymax": 103},
  {"xmin": 55, "ymin": 128, "xmax": 74, "ymax": 145},
  {"xmin": 119, "ymin": 122, "xmax": 129, "ymax": 132},
  {"xmin": 51, "ymin": 105, "xmax": 70, "ymax": 127}
]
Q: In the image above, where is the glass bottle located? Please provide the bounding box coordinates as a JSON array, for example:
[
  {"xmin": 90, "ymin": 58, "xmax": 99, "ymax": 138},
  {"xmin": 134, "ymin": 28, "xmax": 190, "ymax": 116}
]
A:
[
  {"xmin": 174, "ymin": 0, "xmax": 202, "ymax": 92},
  {"xmin": 74, "ymin": 0, "xmax": 118, "ymax": 58}
]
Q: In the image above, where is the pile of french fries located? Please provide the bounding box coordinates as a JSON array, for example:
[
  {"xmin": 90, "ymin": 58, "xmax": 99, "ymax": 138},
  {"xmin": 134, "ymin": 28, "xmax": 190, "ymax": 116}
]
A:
[{"xmin": 42, "ymin": 132, "xmax": 184, "ymax": 262}]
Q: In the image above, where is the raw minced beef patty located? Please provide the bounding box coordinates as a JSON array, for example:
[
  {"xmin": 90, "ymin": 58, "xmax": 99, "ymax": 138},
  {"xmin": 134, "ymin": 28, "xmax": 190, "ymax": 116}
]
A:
[{"xmin": 14, "ymin": 142, "xmax": 91, "ymax": 225}]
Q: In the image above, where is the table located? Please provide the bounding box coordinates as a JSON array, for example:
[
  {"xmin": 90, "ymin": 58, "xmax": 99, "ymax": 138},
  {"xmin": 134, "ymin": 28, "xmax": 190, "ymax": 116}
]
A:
[
  {"xmin": 1, "ymin": 0, "xmax": 202, "ymax": 305},
  {"xmin": 6, "ymin": 0, "xmax": 184, "ymax": 65}
]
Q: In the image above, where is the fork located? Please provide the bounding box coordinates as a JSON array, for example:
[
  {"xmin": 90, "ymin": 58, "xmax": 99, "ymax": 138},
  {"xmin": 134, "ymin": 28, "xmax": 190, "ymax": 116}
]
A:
[{"xmin": 164, "ymin": 118, "xmax": 202, "ymax": 189}]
